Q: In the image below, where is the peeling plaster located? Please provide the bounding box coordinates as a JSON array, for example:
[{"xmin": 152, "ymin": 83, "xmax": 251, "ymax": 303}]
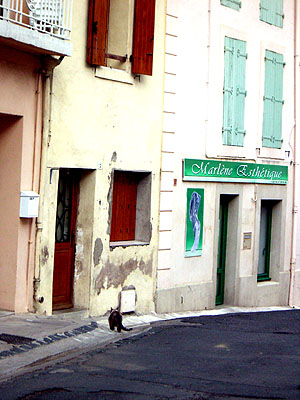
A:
[
  {"xmin": 93, "ymin": 238, "xmax": 103, "ymax": 266},
  {"xmin": 74, "ymin": 227, "xmax": 84, "ymax": 281},
  {"xmin": 94, "ymin": 256, "xmax": 153, "ymax": 295}
]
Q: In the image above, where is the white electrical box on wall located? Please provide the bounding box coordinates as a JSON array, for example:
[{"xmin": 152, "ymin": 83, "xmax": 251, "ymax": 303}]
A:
[
  {"xmin": 20, "ymin": 191, "xmax": 40, "ymax": 218},
  {"xmin": 120, "ymin": 289, "xmax": 136, "ymax": 313}
]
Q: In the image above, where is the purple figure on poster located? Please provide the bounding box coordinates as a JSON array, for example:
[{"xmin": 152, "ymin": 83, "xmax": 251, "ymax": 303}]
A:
[{"xmin": 189, "ymin": 191, "xmax": 201, "ymax": 252}]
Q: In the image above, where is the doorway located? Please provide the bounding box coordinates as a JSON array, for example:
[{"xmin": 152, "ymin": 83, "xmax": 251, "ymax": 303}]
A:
[
  {"xmin": 52, "ymin": 169, "xmax": 78, "ymax": 310},
  {"xmin": 257, "ymin": 200, "xmax": 274, "ymax": 282},
  {"xmin": 215, "ymin": 193, "xmax": 239, "ymax": 306},
  {"xmin": 216, "ymin": 195, "xmax": 229, "ymax": 305}
]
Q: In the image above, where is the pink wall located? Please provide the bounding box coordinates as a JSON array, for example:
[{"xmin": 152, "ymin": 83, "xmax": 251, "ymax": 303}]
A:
[
  {"xmin": 0, "ymin": 45, "xmax": 43, "ymax": 312},
  {"xmin": 0, "ymin": 116, "xmax": 22, "ymax": 309}
]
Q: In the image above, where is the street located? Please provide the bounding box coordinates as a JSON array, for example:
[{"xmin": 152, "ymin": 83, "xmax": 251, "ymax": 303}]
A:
[{"xmin": 0, "ymin": 309, "xmax": 299, "ymax": 400}]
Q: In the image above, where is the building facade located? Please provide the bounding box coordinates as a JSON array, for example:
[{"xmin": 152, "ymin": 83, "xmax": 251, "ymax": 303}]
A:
[
  {"xmin": 0, "ymin": 0, "xmax": 72, "ymax": 312},
  {"xmin": 3, "ymin": 0, "xmax": 299, "ymax": 317},
  {"xmin": 156, "ymin": 0, "xmax": 300, "ymax": 312},
  {"xmin": 33, "ymin": 0, "xmax": 166, "ymax": 316}
]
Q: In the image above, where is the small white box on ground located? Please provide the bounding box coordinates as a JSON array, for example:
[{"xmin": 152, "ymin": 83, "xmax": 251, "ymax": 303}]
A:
[
  {"xmin": 20, "ymin": 191, "xmax": 40, "ymax": 218},
  {"xmin": 120, "ymin": 289, "xmax": 136, "ymax": 313}
]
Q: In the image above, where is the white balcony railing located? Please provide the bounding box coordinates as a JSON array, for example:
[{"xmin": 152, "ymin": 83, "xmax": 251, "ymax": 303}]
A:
[{"xmin": 0, "ymin": 0, "xmax": 72, "ymax": 40}]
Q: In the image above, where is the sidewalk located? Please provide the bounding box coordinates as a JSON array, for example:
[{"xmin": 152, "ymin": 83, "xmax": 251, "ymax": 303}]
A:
[{"xmin": 0, "ymin": 305, "xmax": 295, "ymax": 383}]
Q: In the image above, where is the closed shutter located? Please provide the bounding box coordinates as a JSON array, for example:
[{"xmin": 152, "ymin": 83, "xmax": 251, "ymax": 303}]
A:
[
  {"xmin": 220, "ymin": 0, "xmax": 241, "ymax": 11},
  {"xmin": 87, "ymin": 0, "xmax": 110, "ymax": 66},
  {"xmin": 131, "ymin": 0, "xmax": 156, "ymax": 76},
  {"xmin": 222, "ymin": 37, "xmax": 247, "ymax": 146},
  {"xmin": 110, "ymin": 172, "xmax": 137, "ymax": 242},
  {"xmin": 260, "ymin": 0, "xmax": 283, "ymax": 28},
  {"xmin": 262, "ymin": 50, "xmax": 284, "ymax": 149}
]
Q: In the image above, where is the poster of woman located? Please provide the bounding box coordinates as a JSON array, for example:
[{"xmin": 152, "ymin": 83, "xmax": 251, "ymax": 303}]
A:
[{"xmin": 185, "ymin": 188, "xmax": 204, "ymax": 257}]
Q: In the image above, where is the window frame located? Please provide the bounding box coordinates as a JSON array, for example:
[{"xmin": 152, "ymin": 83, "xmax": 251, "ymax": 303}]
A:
[
  {"xmin": 87, "ymin": 0, "xmax": 156, "ymax": 76},
  {"xmin": 257, "ymin": 200, "xmax": 272, "ymax": 282},
  {"xmin": 110, "ymin": 170, "xmax": 152, "ymax": 246},
  {"xmin": 260, "ymin": 0, "xmax": 284, "ymax": 28},
  {"xmin": 262, "ymin": 50, "xmax": 284, "ymax": 149},
  {"xmin": 222, "ymin": 36, "xmax": 247, "ymax": 147},
  {"xmin": 220, "ymin": 0, "xmax": 241, "ymax": 11},
  {"xmin": 110, "ymin": 170, "xmax": 138, "ymax": 242}
]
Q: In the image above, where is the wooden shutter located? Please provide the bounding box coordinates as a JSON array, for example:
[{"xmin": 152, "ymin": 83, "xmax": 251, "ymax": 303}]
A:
[
  {"xmin": 262, "ymin": 50, "xmax": 284, "ymax": 149},
  {"xmin": 110, "ymin": 171, "xmax": 138, "ymax": 242},
  {"xmin": 131, "ymin": 0, "xmax": 156, "ymax": 76},
  {"xmin": 222, "ymin": 37, "xmax": 247, "ymax": 146},
  {"xmin": 260, "ymin": 0, "xmax": 283, "ymax": 28},
  {"xmin": 274, "ymin": 0, "xmax": 284, "ymax": 28},
  {"xmin": 87, "ymin": 0, "xmax": 110, "ymax": 66},
  {"xmin": 220, "ymin": 0, "xmax": 241, "ymax": 11}
]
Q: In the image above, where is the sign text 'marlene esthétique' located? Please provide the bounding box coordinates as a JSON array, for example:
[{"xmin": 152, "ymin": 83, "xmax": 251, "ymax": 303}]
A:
[{"xmin": 183, "ymin": 159, "xmax": 288, "ymax": 184}]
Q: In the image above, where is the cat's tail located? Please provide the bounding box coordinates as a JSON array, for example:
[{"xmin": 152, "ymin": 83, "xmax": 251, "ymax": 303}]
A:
[{"xmin": 121, "ymin": 325, "xmax": 133, "ymax": 331}]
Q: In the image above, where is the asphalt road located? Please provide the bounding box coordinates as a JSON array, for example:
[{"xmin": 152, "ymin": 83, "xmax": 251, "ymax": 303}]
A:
[{"xmin": 1, "ymin": 309, "xmax": 299, "ymax": 400}]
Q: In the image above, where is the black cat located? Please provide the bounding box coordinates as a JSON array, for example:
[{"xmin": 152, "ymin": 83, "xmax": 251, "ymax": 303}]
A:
[{"xmin": 108, "ymin": 307, "xmax": 132, "ymax": 332}]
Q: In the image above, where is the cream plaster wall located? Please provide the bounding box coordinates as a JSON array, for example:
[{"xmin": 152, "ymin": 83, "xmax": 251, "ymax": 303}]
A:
[
  {"xmin": 156, "ymin": 0, "xmax": 295, "ymax": 313},
  {"xmin": 0, "ymin": 46, "xmax": 43, "ymax": 312},
  {"xmin": 35, "ymin": 0, "xmax": 166, "ymax": 316}
]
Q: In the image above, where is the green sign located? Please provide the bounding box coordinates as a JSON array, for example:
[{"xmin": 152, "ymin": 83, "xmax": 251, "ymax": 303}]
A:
[
  {"xmin": 183, "ymin": 159, "xmax": 288, "ymax": 185},
  {"xmin": 185, "ymin": 188, "xmax": 204, "ymax": 257}
]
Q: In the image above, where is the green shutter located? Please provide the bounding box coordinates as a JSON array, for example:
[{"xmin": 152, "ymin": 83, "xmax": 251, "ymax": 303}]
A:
[
  {"xmin": 275, "ymin": 0, "xmax": 284, "ymax": 28},
  {"xmin": 260, "ymin": 0, "xmax": 283, "ymax": 28},
  {"xmin": 220, "ymin": 0, "xmax": 241, "ymax": 11},
  {"xmin": 222, "ymin": 37, "xmax": 247, "ymax": 147},
  {"xmin": 262, "ymin": 50, "xmax": 284, "ymax": 149}
]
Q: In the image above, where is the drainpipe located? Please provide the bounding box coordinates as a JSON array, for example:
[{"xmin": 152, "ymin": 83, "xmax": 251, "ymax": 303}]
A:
[
  {"xmin": 289, "ymin": 0, "xmax": 299, "ymax": 307},
  {"xmin": 25, "ymin": 71, "xmax": 42, "ymax": 312},
  {"xmin": 33, "ymin": 55, "xmax": 64, "ymax": 309}
]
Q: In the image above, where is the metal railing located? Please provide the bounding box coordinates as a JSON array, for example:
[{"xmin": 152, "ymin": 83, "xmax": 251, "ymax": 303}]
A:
[{"xmin": 0, "ymin": 0, "xmax": 72, "ymax": 40}]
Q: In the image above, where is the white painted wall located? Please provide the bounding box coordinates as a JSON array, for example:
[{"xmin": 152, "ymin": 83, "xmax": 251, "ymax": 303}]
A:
[{"xmin": 157, "ymin": 0, "xmax": 295, "ymax": 312}]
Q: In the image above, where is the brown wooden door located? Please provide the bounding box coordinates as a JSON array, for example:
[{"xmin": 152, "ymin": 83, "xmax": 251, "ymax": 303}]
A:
[{"xmin": 52, "ymin": 170, "xmax": 78, "ymax": 310}]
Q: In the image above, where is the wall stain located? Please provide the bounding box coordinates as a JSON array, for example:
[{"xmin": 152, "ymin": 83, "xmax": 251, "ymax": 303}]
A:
[
  {"xmin": 41, "ymin": 246, "xmax": 49, "ymax": 265},
  {"xmin": 95, "ymin": 256, "xmax": 153, "ymax": 295},
  {"xmin": 93, "ymin": 238, "xmax": 103, "ymax": 267},
  {"xmin": 111, "ymin": 151, "xmax": 117, "ymax": 162},
  {"xmin": 75, "ymin": 260, "xmax": 83, "ymax": 275}
]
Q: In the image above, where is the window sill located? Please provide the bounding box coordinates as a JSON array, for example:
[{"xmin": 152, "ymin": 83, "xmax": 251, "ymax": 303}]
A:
[
  {"xmin": 257, "ymin": 280, "xmax": 280, "ymax": 286},
  {"xmin": 95, "ymin": 66, "xmax": 135, "ymax": 85},
  {"xmin": 257, "ymin": 147, "xmax": 285, "ymax": 161},
  {"xmin": 257, "ymin": 276, "xmax": 271, "ymax": 283},
  {"xmin": 110, "ymin": 240, "xmax": 149, "ymax": 248}
]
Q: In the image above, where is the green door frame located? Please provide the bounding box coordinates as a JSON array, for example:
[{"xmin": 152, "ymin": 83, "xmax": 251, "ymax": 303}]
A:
[
  {"xmin": 257, "ymin": 201, "xmax": 272, "ymax": 282},
  {"xmin": 216, "ymin": 197, "xmax": 229, "ymax": 305}
]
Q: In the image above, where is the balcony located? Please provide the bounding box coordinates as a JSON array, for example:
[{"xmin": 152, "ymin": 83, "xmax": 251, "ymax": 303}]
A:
[{"xmin": 0, "ymin": 0, "xmax": 72, "ymax": 56}]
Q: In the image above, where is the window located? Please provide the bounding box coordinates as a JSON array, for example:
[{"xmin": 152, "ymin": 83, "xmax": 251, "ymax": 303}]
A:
[
  {"xmin": 220, "ymin": 0, "xmax": 241, "ymax": 11},
  {"xmin": 260, "ymin": 0, "xmax": 283, "ymax": 28},
  {"xmin": 262, "ymin": 50, "xmax": 284, "ymax": 149},
  {"xmin": 222, "ymin": 37, "xmax": 247, "ymax": 146},
  {"xmin": 257, "ymin": 201, "xmax": 273, "ymax": 281},
  {"xmin": 110, "ymin": 170, "xmax": 151, "ymax": 244},
  {"xmin": 0, "ymin": 1, "xmax": 9, "ymax": 18},
  {"xmin": 87, "ymin": 0, "xmax": 156, "ymax": 76}
]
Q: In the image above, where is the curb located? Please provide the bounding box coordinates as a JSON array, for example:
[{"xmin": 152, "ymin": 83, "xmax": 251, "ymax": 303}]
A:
[
  {"xmin": 0, "ymin": 323, "xmax": 150, "ymax": 384},
  {"xmin": 0, "ymin": 321, "xmax": 98, "ymax": 360}
]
